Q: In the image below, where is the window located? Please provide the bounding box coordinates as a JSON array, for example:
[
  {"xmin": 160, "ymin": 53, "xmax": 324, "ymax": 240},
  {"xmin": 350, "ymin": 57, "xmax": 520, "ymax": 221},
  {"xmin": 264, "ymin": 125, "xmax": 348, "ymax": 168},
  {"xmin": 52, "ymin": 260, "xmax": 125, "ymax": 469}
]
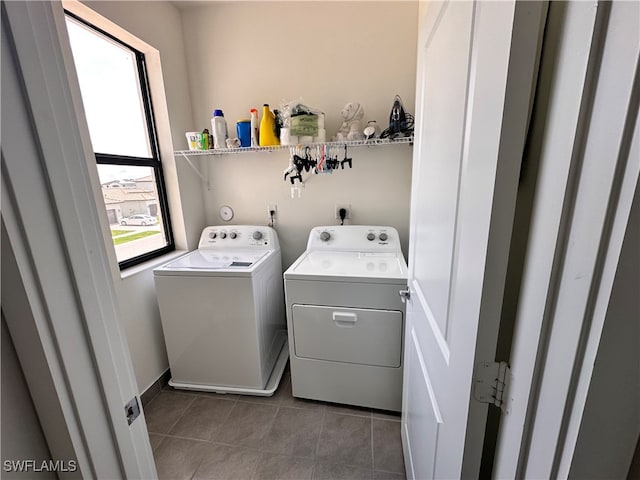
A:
[{"xmin": 65, "ymin": 13, "xmax": 174, "ymax": 269}]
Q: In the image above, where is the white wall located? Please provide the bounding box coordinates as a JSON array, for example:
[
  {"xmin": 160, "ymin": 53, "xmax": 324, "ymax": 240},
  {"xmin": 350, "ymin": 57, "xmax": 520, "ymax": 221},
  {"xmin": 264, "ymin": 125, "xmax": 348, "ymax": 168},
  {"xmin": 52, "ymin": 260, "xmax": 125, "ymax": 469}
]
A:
[
  {"xmin": 180, "ymin": 1, "xmax": 418, "ymax": 267},
  {"xmin": 1, "ymin": 316, "xmax": 55, "ymax": 479},
  {"xmin": 199, "ymin": 146, "xmax": 413, "ymax": 267}
]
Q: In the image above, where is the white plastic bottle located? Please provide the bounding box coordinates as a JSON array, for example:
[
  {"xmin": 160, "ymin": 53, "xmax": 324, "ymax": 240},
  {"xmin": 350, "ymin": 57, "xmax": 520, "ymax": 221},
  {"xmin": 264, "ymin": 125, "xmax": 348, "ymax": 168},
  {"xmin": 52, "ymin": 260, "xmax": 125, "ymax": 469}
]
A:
[
  {"xmin": 211, "ymin": 109, "xmax": 228, "ymax": 149},
  {"xmin": 250, "ymin": 108, "xmax": 259, "ymax": 147}
]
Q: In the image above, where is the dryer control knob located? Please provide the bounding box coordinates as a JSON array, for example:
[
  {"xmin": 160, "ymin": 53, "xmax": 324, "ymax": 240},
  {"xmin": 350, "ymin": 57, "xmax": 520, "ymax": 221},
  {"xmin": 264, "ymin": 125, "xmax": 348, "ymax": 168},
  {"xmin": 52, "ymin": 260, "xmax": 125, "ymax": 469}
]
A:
[
  {"xmin": 367, "ymin": 233, "xmax": 376, "ymax": 241},
  {"xmin": 379, "ymin": 232, "xmax": 388, "ymax": 242},
  {"xmin": 219, "ymin": 232, "xmax": 227, "ymax": 239},
  {"xmin": 209, "ymin": 232, "xmax": 217, "ymax": 239},
  {"xmin": 230, "ymin": 232, "xmax": 237, "ymax": 239},
  {"xmin": 252, "ymin": 231, "xmax": 263, "ymax": 240},
  {"xmin": 320, "ymin": 231, "xmax": 331, "ymax": 242}
]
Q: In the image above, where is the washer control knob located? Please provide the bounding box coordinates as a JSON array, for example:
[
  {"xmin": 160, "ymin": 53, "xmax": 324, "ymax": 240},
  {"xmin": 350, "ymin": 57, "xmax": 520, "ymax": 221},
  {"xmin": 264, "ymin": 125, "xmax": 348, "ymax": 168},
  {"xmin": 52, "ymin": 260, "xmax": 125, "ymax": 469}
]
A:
[
  {"xmin": 252, "ymin": 231, "xmax": 263, "ymax": 240},
  {"xmin": 209, "ymin": 232, "xmax": 217, "ymax": 239},
  {"xmin": 219, "ymin": 232, "xmax": 227, "ymax": 239},
  {"xmin": 320, "ymin": 231, "xmax": 331, "ymax": 242},
  {"xmin": 367, "ymin": 233, "xmax": 376, "ymax": 241},
  {"xmin": 379, "ymin": 232, "xmax": 388, "ymax": 242},
  {"xmin": 230, "ymin": 232, "xmax": 237, "ymax": 239}
]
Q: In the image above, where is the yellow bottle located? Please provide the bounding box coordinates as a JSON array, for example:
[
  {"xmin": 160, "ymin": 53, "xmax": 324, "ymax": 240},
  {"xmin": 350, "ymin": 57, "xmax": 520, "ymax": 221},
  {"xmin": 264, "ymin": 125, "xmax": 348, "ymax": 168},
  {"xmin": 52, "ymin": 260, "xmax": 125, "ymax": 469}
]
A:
[{"xmin": 259, "ymin": 104, "xmax": 280, "ymax": 147}]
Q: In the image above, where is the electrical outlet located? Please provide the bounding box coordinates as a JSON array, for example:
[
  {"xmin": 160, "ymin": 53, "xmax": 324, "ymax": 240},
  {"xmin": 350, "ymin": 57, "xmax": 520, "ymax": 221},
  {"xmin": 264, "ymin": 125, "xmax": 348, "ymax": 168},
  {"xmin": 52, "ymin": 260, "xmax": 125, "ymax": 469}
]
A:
[
  {"xmin": 267, "ymin": 204, "xmax": 277, "ymax": 222},
  {"xmin": 335, "ymin": 204, "xmax": 351, "ymax": 220}
]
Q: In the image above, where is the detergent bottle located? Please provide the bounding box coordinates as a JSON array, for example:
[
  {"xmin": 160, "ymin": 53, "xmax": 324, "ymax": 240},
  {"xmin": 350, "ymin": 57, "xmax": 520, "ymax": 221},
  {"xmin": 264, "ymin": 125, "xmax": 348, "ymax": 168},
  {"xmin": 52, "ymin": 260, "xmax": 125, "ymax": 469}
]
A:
[
  {"xmin": 259, "ymin": 104, "xmax": 280, "ymax": 147},
  {"xmin": 211, "ymin": 109, "xmax": 228, "ymax": 149},
  {"xmin": 250, "ymin": 108, "xmax": 259, "ymax": 147}
]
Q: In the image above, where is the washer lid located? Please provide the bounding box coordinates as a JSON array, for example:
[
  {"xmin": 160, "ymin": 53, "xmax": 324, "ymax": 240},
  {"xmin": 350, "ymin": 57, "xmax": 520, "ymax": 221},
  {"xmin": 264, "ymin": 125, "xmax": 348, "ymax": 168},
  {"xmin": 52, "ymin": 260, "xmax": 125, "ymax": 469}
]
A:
[
  {"xmin": 157, "ymin": 249, "xmax": 269, "ymax": 272},
  {"xmin": 284, "ymin": 250, "xmax": 407, "ymax": 284}
]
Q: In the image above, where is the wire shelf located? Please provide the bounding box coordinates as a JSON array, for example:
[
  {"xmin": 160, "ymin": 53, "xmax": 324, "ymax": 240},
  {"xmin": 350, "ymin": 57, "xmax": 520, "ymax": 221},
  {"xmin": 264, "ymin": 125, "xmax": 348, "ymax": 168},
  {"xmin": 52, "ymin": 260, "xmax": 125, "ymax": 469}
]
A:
[{"xmin": 174, "ymin": 135, "xmax": 413, "ymax": 156}]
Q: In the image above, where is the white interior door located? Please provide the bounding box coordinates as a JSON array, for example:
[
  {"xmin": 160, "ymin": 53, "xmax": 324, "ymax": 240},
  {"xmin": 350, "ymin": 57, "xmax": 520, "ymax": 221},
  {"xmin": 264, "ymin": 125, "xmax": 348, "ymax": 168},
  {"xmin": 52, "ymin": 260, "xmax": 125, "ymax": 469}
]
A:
[{"xmin": 401, "ymin": 1, "xmax": 546, "ymax": 478}]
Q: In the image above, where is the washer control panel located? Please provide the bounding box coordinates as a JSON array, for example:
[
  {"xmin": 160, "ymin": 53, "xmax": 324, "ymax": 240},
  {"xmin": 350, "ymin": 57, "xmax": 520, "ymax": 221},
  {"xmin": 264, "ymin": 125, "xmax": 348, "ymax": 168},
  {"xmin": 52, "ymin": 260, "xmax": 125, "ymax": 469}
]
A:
[
  {"xmin": 307, "ymin": 226, "xmax": 401, "ymax": 252},
  {"xmin": 199, "ymin": 225, "xmax": 278, "ymax": 250}
]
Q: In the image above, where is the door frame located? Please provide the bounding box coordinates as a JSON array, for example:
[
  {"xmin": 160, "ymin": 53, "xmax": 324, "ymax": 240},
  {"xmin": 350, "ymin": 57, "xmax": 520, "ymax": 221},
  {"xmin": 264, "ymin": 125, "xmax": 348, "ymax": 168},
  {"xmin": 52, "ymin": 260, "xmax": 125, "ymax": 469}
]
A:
[
  {"xmin": 2, "ymin": 1, "xmax": 156, "ymax": 477},
  {"xmin": 494, "ymin": 1, "xmax": 640, "ymax": 478}
]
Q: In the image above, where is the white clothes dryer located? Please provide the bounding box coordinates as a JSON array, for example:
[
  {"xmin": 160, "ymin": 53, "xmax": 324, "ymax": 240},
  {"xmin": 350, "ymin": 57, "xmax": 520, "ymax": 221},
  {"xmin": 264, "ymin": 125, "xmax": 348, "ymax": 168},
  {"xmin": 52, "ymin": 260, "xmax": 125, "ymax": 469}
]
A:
[
  {"xmin": 284, "ymin": 225, "xmax": 408, "ymax": 411},
  {"xmin": 154, "ymin": 225, "xmax": 288, "ymax": 396}
]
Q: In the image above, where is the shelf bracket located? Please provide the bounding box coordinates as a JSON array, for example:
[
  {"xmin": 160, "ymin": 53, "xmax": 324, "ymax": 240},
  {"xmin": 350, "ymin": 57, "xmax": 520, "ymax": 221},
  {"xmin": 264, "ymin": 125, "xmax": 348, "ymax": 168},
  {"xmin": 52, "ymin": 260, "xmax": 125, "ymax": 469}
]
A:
[{"xmin": 181, "ymin": 153, "xmax": 210, "ymax": 190}]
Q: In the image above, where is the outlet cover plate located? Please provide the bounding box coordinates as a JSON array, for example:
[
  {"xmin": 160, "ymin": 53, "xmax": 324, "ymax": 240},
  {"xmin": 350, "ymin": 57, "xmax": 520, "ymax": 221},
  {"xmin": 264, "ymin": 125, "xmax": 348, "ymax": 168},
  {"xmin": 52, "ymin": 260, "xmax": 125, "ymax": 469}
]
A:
[{"xmin": 335, "ymin": 203, "xmax": 351, "ymax": 220}]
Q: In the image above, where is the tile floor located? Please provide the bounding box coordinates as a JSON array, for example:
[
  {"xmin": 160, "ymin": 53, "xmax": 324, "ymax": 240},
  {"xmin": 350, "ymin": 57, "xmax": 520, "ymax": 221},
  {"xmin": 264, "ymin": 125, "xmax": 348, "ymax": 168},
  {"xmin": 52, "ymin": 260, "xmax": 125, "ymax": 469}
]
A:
[{"xmin": 145, "ymin": 368, "xmax": 406, "ymax": 480}]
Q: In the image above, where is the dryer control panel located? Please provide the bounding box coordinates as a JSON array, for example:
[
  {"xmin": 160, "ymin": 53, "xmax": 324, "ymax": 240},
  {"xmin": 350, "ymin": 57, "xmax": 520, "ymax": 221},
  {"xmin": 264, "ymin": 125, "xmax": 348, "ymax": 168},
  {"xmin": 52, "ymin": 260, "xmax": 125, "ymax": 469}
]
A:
[
  {"xmin": 198, "ymin": 225, "xmax": 279, "ymax": 250},
  {"xmin": 307, "ymin": 226, "xmax": 401, "ymax": 252}
]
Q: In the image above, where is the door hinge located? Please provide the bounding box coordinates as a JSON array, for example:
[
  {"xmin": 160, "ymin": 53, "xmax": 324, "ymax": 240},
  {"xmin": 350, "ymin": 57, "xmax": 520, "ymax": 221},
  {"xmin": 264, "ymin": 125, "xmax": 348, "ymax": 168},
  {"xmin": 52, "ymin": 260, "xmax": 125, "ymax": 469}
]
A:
[
  {"xmin": 473, "ymin": 361, "xmax": 511, "ymax": 414},
  {"xmin": 125, "ymin": 396, "xmax": 141, "ymax": 425}
]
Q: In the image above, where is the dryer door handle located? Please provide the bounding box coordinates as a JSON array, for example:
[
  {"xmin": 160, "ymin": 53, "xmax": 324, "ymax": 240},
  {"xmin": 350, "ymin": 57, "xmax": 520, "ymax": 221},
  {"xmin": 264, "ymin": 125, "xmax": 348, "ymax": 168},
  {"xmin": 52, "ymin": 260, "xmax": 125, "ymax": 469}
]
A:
[{"xmin": 332, "ymin": 312, "xmax": 358, "ymax": 327}]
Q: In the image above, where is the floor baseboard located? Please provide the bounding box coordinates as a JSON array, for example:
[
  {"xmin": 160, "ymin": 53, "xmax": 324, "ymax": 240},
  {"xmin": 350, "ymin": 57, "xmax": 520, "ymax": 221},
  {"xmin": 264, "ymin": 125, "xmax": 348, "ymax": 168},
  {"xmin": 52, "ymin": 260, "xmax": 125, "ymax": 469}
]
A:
[{"xmin": 140, "ymin": 369, "xmax": 171, "ymax": 407}]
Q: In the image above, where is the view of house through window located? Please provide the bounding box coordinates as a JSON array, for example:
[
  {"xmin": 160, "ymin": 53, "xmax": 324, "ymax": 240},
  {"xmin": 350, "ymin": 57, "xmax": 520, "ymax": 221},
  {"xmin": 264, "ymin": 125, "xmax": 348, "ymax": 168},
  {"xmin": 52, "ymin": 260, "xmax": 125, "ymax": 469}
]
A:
[{"xmin": 65, "ymin": 13, "xmax": 173, "ymax": 268}]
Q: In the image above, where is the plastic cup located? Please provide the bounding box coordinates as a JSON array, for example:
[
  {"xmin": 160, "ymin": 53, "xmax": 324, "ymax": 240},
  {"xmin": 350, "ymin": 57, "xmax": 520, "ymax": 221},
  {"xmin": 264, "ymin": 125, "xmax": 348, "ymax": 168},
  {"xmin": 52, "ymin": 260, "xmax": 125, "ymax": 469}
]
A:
[
  {"xmin": 185, "ymin": 132, "xmax": 200, "ymax": 150},
  {"xmin": 237, "ymin": 120, "xmax": 251, "ymax": 147}
]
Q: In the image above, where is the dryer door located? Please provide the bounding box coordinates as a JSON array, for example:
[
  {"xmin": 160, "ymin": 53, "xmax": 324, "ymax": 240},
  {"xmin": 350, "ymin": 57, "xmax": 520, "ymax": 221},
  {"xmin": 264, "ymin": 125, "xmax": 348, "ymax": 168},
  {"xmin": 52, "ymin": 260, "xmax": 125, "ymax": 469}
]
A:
[{"xmin": 291, "ymin": 304, "xmax": 403, "ymax": 367}]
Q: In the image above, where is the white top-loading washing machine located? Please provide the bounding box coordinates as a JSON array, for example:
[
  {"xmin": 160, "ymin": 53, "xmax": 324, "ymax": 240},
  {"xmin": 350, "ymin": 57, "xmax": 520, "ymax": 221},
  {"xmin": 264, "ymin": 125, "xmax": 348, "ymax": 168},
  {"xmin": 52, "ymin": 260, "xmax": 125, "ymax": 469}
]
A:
[
  {"xmin": 154, "ymin": 225, "xmax": 288, "ymax": 395},
  {"xmin": 284, "ymin": 225, "xmax": 408, "ymax": 411}
]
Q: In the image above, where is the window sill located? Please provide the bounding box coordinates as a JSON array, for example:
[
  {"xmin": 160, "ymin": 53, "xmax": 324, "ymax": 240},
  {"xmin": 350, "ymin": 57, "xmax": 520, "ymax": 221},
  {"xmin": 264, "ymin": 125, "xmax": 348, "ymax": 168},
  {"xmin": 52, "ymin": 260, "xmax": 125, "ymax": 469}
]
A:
[{"xmin": 119, "ymin": 249, "xmax": 187, "ymax": 279}]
